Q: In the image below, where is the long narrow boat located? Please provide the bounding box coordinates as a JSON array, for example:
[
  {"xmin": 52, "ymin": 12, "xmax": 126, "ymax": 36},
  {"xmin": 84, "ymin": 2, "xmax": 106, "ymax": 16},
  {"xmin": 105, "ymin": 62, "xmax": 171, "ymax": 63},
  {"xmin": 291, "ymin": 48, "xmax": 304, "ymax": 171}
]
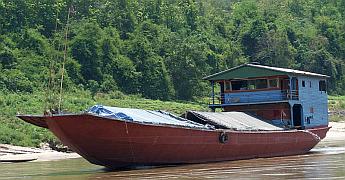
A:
[{"xmin": 17, "ymin": 106, "xmax": 330, "ymax": 169}]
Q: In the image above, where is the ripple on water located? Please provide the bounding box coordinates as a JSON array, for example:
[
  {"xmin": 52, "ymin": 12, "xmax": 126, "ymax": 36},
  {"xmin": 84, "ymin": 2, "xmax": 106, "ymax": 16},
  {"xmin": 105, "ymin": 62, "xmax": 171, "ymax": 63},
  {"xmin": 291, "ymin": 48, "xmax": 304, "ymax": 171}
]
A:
[{"xmin": 311, "ymin": 146, "xmax": 345, "ymax": 155}]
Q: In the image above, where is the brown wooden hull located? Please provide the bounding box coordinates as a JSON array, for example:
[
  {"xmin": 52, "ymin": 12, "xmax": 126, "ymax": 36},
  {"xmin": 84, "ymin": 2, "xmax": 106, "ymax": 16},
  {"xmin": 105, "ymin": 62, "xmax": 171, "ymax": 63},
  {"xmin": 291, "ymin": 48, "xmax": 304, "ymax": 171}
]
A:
[
  {"xmin": 18, "ymin": 114, "xmax": 330, "ymax": 169},
  {"xmin": 17, "ymin": 115, "xmax": 48, "ymax": 129}
]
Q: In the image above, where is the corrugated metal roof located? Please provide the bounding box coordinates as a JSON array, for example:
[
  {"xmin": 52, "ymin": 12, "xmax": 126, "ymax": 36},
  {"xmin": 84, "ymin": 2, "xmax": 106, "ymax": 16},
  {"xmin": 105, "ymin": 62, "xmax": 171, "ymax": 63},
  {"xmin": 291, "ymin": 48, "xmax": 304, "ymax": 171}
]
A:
[
  {"xmin": 203, "ymin": 63, "xmax": 329, "ymax": 81},
  {"xmin": 187, "ymin": 111, "xmax": 283, "ymax": 131}
]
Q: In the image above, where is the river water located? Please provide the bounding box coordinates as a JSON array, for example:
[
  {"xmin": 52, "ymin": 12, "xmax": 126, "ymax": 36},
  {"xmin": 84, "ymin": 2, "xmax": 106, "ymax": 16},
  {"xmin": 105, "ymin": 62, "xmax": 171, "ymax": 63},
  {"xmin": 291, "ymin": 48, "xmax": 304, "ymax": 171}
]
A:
[{"xmin": 1, "ymin": 139, "xmax": 344, "ymax": 180}]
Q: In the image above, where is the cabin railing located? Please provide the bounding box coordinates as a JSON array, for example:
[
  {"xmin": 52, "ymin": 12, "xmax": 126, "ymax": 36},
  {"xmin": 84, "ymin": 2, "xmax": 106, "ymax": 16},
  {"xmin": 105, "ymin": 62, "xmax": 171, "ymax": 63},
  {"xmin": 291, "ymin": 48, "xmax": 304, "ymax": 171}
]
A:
[{"xmin": 209, "ymin": 90, "xmax": 298, "ymax": 106}]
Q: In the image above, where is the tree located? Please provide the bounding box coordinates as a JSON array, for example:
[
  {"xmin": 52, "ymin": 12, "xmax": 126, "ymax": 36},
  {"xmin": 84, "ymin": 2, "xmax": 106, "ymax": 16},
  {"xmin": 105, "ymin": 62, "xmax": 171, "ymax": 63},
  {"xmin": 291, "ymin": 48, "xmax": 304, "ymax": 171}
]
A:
[
  {"xmin": 101, "ymin": 32, "xmax": 140, "ymax": 94},
  {"xmin": 70, "ymin": 21, "xmax": 103, "ymax": 83},
  {"xmin": 0, "ymin": 69, "xmax": 33, "ymax": 93},
  {"xmin": 0, "ymin": 35, "xmax": 17, "ymax": 69},
  {"xmin": 140, "ymin": 55, "xmax": 174, "ymax": 100},
  {"xmin": 255, "ymin": 29, "xmax": 294, "ymax": 67},
  {"xmin": 126, "ymin": 24, "xmax": 174, "ymax": 99},
  {"xmin": 165, "ymin": 34, "xmax": 211, "ymax": 99}
]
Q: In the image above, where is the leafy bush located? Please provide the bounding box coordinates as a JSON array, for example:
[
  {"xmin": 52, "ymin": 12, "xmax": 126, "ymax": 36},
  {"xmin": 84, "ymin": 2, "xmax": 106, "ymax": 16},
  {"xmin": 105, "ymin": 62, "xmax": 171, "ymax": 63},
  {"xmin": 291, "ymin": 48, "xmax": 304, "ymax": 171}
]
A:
[{"xmin": 0, "ymin": 69, "xmax": 33, "ymax": 93}]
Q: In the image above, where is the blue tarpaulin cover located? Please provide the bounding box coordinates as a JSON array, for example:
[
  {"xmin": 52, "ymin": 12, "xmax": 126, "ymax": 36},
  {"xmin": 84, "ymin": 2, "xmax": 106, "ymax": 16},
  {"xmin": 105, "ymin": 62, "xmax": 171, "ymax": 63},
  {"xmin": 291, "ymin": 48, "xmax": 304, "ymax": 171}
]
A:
[{"xmin": 87, "ymin": 105, "xmax": 209, "ymax": 129}]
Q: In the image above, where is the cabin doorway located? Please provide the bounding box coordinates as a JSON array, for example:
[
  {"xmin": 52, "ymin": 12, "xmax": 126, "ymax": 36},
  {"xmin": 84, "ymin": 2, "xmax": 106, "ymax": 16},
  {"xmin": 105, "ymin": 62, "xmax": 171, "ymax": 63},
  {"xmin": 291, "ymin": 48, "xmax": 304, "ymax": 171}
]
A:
[
  {"xmin": 280, "ymin": 79, "xmax": 289, "ymax": 91},
  {"xmin": 292, "ymin": 104, "xmax": 303, "ymax": 128},
  {"xmin": 291, "ymin": 77, "xmax": 299, "ymax": 99}
]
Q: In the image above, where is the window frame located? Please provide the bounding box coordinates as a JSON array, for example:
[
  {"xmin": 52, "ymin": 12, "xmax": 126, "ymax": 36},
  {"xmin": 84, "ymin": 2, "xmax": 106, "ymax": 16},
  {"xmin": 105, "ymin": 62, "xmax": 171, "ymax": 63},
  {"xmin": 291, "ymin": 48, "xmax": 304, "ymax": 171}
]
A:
[
  {"xmin": 319, "ymin": 80, "xmax": 327, "ymax": 92},
  {"xmin": 268, "ymin": 78, "xmax": 279, "ymax": 88},
  {"xmin": 225, "ymin": 77, "xmax": 282, "ymax": 93},
  {"xmin": 225, "ymin": 80, "xmax": 231, "ymax": 91}
]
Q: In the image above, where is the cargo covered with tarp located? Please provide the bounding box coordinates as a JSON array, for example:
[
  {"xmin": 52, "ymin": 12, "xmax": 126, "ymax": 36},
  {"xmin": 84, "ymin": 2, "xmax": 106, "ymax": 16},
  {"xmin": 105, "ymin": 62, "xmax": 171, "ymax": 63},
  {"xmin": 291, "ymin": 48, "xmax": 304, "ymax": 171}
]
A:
[
  {"xmin": 87, "ymin": 105, "xmax": 210, "ymax": 129},
  {"xmin": 184, "ymin": 111, "xmax": 283, "ymax": 131}
]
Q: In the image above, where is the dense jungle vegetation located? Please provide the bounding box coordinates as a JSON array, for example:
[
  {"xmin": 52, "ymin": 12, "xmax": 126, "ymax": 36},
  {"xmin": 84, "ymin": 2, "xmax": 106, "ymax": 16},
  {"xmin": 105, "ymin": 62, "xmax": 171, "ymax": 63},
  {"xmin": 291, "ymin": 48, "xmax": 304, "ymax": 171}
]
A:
[
  {"xmin": 1, "ymin": 0, "xmax": 345, "ymax": 146},
  {"xmin": 1, "ymin": 0, "xmax": 345, "ymax": 100}
]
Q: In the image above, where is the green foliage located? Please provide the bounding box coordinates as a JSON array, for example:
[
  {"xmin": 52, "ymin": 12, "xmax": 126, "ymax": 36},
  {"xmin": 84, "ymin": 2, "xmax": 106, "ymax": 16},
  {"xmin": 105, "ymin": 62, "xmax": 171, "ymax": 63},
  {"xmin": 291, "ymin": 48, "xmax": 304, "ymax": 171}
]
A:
[
  {"xmin": 0, "ymin": 0, "xmax": 345, "ymax": 146},
  {"xmin": 1, "ymin": 1, "xmax": 345, "ymax": 147},
  {"xmin": 70, "ymin": 21, "xmax": 104, "ymax": 82},
  {"xmin": 0, "ymin": 69, "xmax": 33, "ymax": 93},
  {"xmin": 328, "ymin": 95, "xmax": 345, "ymax": 122},
  {"xmin": 0, "ymin": 91, "xmax": 56, "ymax": 147},
  {"xmin": 1, "ymin": 0, "xmax": 345, "ymax": 98},
  {"xmin": 19, "ymin": 28, "xmax": 51, "ymax": 55},
  {"xmin": 0, "ymin": 35, "xmax": 18, "ymax": 69}
]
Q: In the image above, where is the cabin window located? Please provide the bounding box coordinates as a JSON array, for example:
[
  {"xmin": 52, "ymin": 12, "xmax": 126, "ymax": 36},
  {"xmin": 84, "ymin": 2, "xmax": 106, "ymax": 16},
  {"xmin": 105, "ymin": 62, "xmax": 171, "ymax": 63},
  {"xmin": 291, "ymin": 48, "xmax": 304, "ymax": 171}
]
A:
[
  {"xmin": 309, "ymin": 81, "xmax": 312, "ymax": 88},
  {"xmin": 302, "ymin": 81, "xmax": 305, "ymax": 87},
  {"xmin": 268, "ymin": 79, "xmax": 278, "ymax": 88},
  {"xmin": 230, "ymin": 78, "xmax": 273, "ymax": 91},
  {"xmin": 231, "ymin": 80, "xmax": 248, "ymax": 90},
  {"xmin": 319, "ymin": 80, "xmax": 327, "ymax": 92},
  {"xmin": 256, "ymin": 79, "xmax": 268, "ymax": 89},
  {"xmin": 248, "ymin": 80, "xmax": 256, "ymax": 90},
  {"xmin": 225, "ymin": 81, "xmax": 231, "ymax": 91}
]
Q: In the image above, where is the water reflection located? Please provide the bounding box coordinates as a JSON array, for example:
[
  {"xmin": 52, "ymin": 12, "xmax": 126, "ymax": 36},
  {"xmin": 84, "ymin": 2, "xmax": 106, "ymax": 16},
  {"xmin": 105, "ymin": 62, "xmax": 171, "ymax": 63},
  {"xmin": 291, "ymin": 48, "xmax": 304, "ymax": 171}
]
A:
[
  {"xmin": 90, "ymin": 152, "xmax": 345, "ymax": 179},
  {"xmin": 1, "ymin": 140, "xmax": 344, "ymax": 180}
]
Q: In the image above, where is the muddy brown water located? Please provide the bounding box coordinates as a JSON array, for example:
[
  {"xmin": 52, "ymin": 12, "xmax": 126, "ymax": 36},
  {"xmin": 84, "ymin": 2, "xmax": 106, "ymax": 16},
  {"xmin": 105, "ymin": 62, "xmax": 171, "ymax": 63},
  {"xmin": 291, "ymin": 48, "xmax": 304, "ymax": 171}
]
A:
[{"xmin": 1, "ymin": 139, "xmax": 344, "ymax": 180}]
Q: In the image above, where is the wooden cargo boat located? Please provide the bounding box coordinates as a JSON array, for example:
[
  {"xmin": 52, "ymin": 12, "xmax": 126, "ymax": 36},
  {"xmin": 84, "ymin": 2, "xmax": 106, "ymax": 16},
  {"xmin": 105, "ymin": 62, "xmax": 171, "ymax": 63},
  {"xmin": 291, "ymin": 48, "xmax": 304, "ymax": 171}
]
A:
[
  {"xmin": 18, "ymin": 112, "xmax": 329, "ymax": 169},
  {"xmin": 17, "ymin": 63, "xmax": 331, "ymax": 169}
]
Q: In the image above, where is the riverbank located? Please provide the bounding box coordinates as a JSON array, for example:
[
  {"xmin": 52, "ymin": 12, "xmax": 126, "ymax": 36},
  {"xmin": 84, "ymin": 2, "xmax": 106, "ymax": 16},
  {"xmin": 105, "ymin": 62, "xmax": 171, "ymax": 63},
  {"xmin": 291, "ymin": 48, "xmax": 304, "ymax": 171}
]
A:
[
  {"xmin": 0, "ymin": 144, "xmax": 80, "ymax": 162},
  {"xmin": 325, "ymin": 121, "xmax": 345, "ymax": 141}
]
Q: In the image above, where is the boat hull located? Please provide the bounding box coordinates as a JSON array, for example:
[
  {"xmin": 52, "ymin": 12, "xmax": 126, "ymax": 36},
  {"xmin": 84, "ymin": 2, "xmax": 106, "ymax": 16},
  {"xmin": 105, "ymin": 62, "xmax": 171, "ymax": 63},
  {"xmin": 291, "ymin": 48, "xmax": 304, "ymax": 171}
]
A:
[
  {"xmin": 17, "ymin": 114, "xmax": 330, "ymax": 169},
  {"xmin": 17, "ymin": 115, "xmax": 48, "ymax": 129}
]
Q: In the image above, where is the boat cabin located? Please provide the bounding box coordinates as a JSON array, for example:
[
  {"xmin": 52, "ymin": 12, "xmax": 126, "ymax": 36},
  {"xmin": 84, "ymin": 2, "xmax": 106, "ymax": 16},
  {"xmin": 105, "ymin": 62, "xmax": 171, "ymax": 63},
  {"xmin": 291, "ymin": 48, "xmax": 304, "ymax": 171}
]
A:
[{"xmin": 203, "ymin": 63, "xmax": 329, "ymax": 129}]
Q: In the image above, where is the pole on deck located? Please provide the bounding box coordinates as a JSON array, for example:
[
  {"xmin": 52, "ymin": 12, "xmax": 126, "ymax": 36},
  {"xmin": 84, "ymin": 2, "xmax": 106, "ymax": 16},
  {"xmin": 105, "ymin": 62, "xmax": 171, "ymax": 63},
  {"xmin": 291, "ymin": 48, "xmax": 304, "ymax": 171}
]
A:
[{"xmin": 211, "ymin": 81, "xmax": 215, "ymax": 105}]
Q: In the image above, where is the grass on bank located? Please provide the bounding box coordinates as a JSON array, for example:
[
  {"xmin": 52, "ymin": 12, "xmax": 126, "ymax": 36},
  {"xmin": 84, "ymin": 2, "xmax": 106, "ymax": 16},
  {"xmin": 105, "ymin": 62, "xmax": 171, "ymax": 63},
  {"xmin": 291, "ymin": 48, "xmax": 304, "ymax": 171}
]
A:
[
  {"xmin": 1, "ymin": 91, "xmax": 344, "ymax": 147},
  {"xmin": 328, "ymin": 96, "xmax": 345, "ymax": 122}
]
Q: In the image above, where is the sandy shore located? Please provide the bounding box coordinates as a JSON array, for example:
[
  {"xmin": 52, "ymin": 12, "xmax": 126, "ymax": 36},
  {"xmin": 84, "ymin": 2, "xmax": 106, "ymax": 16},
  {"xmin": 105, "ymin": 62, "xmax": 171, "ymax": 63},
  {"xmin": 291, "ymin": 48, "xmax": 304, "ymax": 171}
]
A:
[
  {"xmin": 1, "ymin": 121, "xmax": 344, "ymax": 163},
  {"xmin": 0, "ymin": 144, "xmax": 80, "ymax": 162},
  {"xmin": 324, "ymin": 121, "xmax": 345, "ymax": 141}
]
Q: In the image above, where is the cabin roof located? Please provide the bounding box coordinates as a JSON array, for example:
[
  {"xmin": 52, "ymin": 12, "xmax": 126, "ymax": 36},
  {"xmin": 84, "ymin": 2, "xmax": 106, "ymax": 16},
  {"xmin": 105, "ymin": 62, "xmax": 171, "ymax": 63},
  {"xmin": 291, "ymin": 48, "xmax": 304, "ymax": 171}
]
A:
[{"xmin": 203, "ymin": 63, "xmax": 330, "ymax": 81}]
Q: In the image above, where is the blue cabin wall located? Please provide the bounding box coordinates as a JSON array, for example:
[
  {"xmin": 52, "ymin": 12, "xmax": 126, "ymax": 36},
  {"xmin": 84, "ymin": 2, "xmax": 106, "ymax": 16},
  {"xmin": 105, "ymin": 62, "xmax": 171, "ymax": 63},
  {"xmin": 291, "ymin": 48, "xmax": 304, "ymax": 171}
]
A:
[
  {"xmin": 292, "ymin": 76, "xmax": 328, "ymax": 128},
  {"xmin": 224, "ymin": 90, "xmax": 284, "ymax": 104}
]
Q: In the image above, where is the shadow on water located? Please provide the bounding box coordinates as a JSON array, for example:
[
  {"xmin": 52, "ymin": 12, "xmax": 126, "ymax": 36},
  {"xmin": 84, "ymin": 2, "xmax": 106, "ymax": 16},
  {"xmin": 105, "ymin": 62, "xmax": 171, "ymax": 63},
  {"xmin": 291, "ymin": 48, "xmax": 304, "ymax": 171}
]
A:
[{"xmin": 1, "ymin": 141, "xmax": 345, "ymax": 180}]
